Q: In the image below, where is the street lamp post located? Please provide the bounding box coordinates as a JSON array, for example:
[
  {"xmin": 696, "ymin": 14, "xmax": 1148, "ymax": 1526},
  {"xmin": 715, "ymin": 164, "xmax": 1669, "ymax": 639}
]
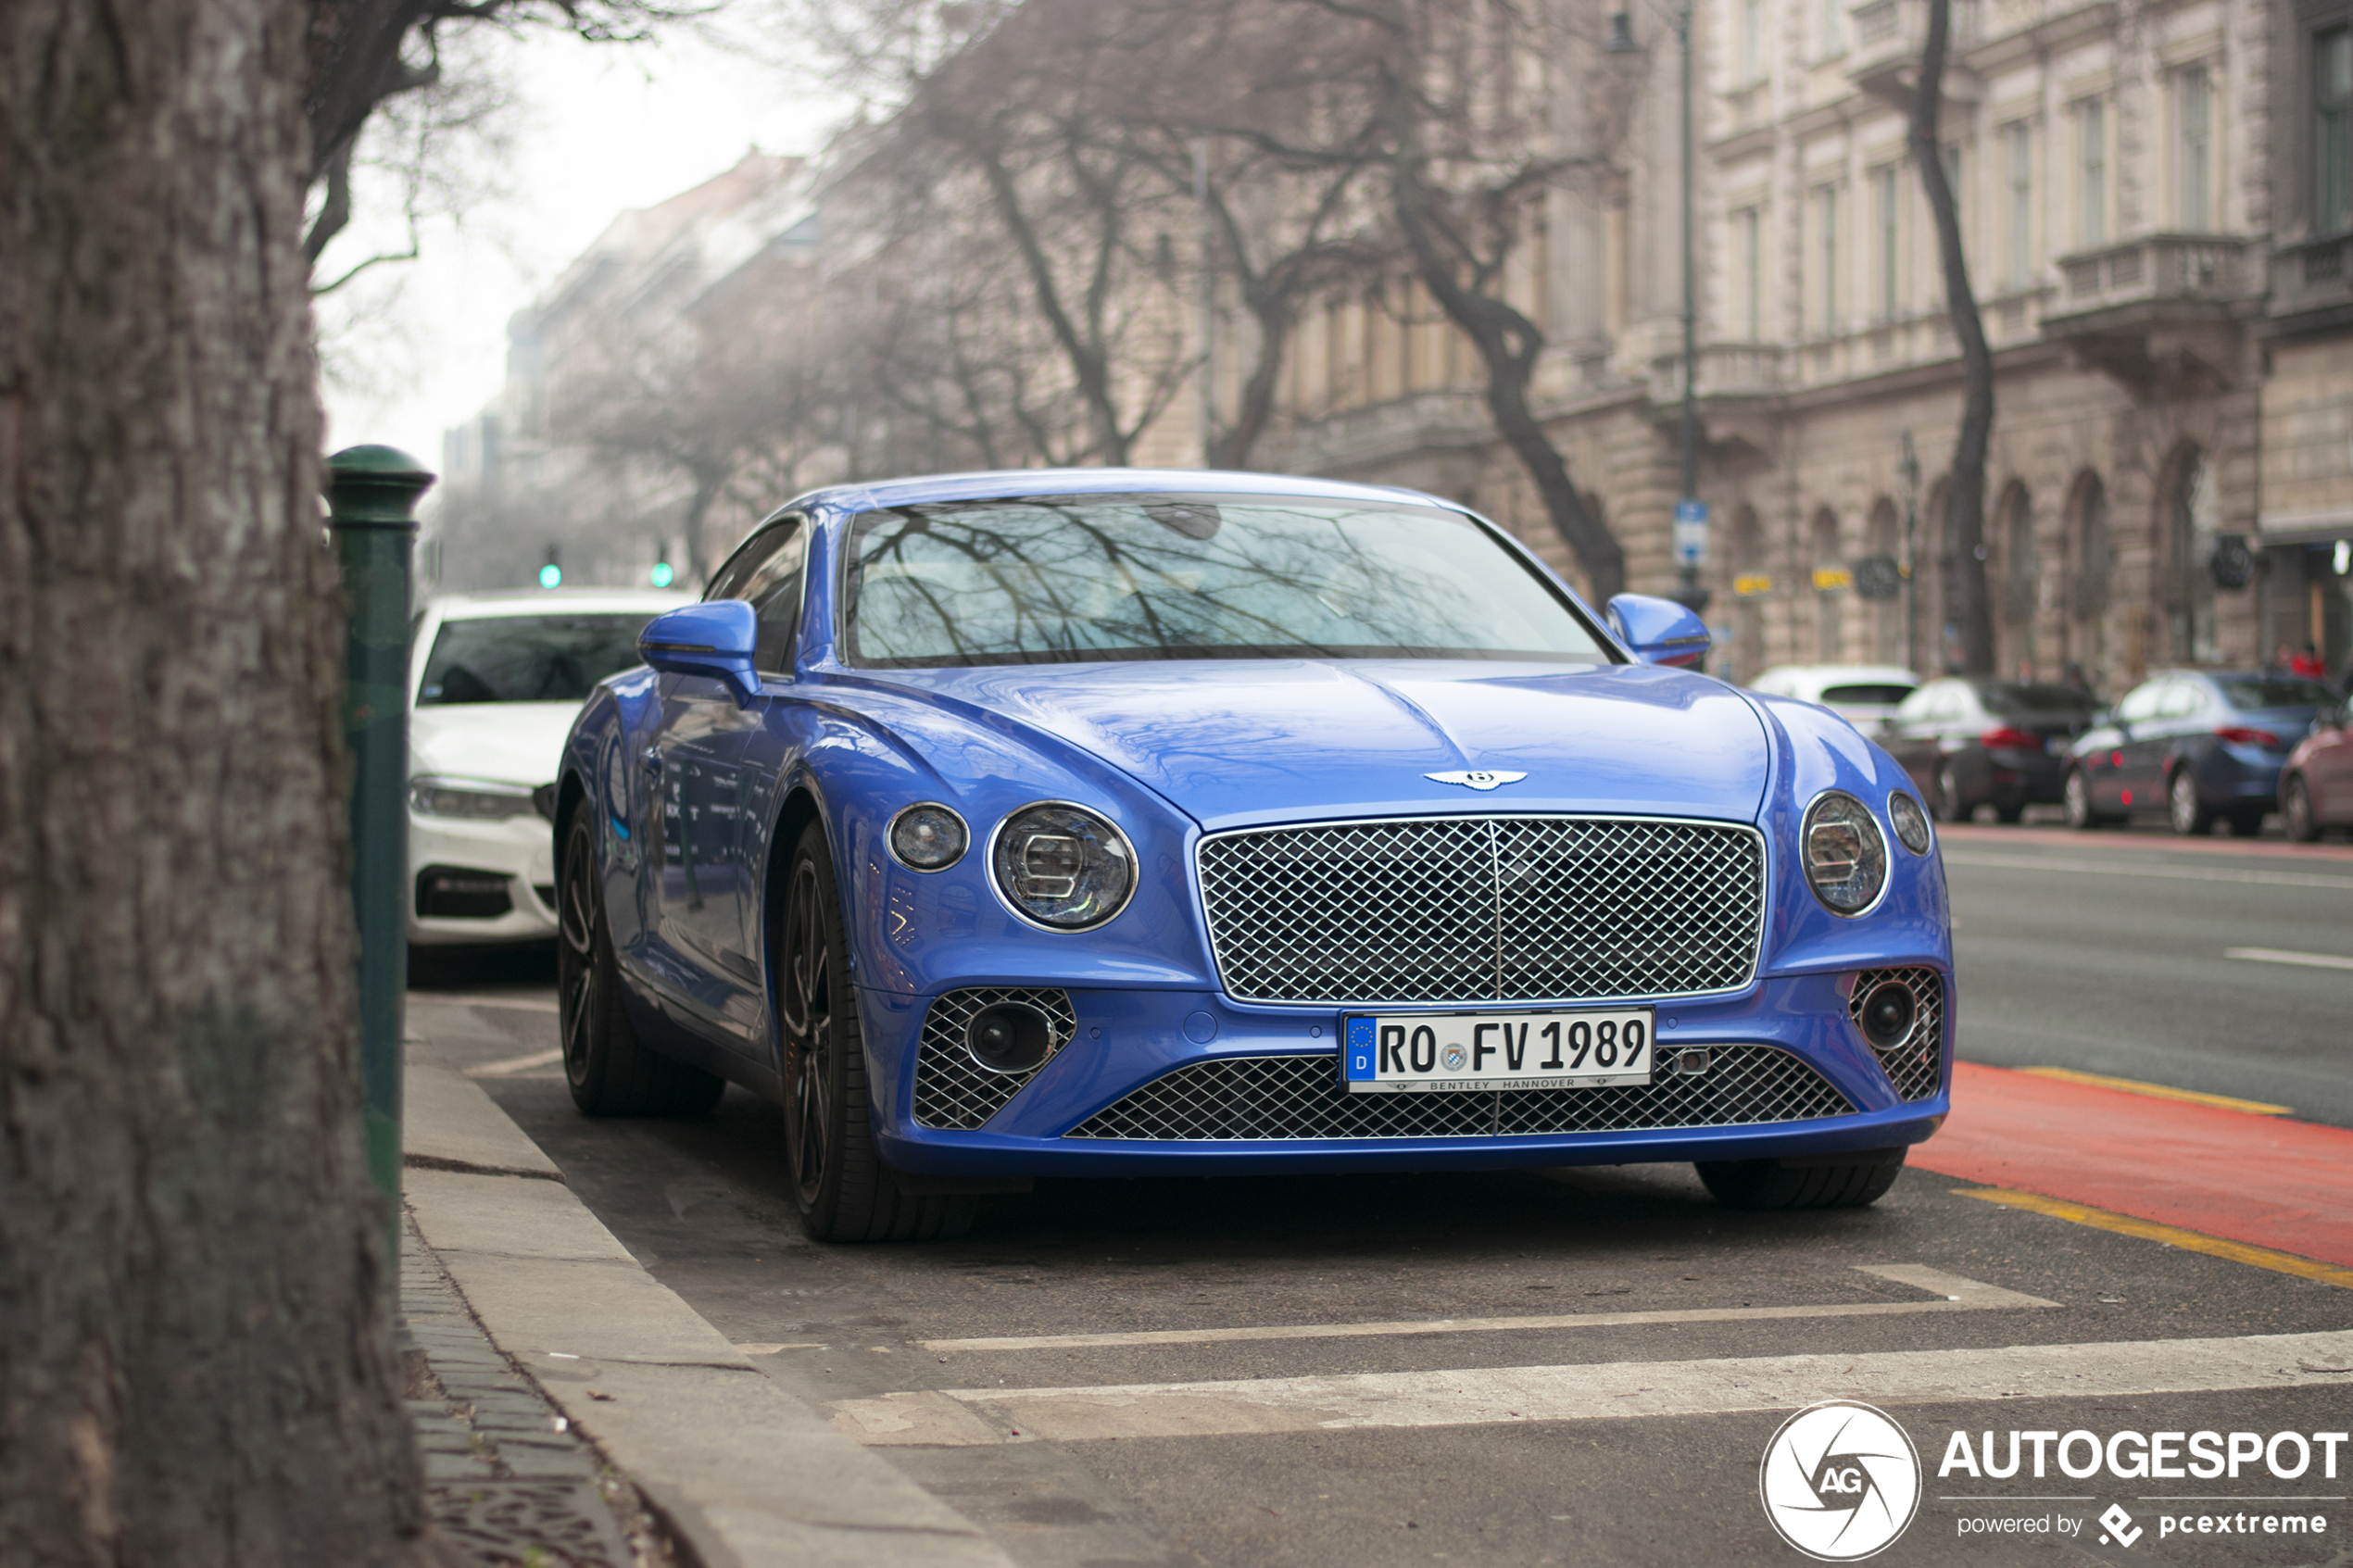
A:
[{"xmin": 1610, "ymin": 6, "xmax": 1705, "ymax": 612}]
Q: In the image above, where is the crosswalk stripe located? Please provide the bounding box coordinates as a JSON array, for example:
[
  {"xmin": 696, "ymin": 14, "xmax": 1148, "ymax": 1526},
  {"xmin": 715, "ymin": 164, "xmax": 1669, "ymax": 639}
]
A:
[
  {"xmin": 828, "ymin": 1330, "xmax": 2353, "ymax": 1447},
  {"xmin": 916, "ymin": 1265, "xmax": 2052, "ymax": 1353}
]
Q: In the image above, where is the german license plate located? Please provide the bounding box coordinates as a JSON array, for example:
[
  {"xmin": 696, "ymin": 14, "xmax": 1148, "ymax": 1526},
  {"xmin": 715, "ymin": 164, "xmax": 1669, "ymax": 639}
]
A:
[{"xmin": 1340, "ymin": 1009, "xmax": 1655, "ymax": 1093}]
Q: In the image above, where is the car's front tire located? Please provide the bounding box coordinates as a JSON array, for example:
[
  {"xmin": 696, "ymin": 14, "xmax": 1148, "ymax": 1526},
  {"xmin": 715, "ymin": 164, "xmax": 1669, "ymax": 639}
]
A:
[
  {"xmin": 2062, "ymin": 768, "xmax": 2112, "ymax": 830},
  {"xmin": 776, "ymin": 821, "xmax": 975, "ymax": 1243},
  {"xmin": 1696, "ymin": 1149, "xmax": 1906, "ymax": 1210},
  {"xmin": 2169, "ymin": 769, "xmax": 2216, "ymax": 836},
  {"xmin": 558, "ymin": 812, "xmax": 725, "ymax": 1118},
  {"xmin": 1934, "ymin": 762, "xmax": 1971, "ymax": 824}
]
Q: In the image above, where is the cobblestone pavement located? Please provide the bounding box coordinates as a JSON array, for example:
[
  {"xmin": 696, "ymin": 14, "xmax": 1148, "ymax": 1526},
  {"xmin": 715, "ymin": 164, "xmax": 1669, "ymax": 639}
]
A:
[{"xmin": 399, "ymin": 1217, "xmax": 673, "ymax": 1568}]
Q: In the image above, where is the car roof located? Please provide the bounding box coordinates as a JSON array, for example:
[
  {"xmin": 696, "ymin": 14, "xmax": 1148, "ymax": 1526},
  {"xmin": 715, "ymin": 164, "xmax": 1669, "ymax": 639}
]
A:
[
  {"xmin": 786, "ymin": 467, "xmax": 1456, "ymax": 517},
  {"xmin": 425, "ymin": 589, "xmax": 695, "ymax": 621}
]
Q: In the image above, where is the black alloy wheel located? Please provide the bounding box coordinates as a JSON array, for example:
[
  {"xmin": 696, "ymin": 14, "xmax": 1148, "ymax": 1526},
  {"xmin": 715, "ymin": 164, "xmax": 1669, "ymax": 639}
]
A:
[
  {"xmin": 2062, "ymin": 768, "xmax": 2111, "ymax": 830},
  {"xmin": 1933, "ymin": 761, "xmax": 1971, "ymax": 824},
  {"xmin": 1696, "ymin": 1148, "xmax": 1906, "ymax": 1210},
  {"xmin": 559, "ymin": 811, "xmax": 724, "ymax": 1117},
  {"xmin": 2169, "ymin": 768, "xmax": 2217, "ymax": 836},
  {"xmin": 775, "ymin": 820, "xmax": 975, "ymax": 1243},
  {"xmin": 2284, "ymin": 774, "xmax": 2322, "ymax": 843}
]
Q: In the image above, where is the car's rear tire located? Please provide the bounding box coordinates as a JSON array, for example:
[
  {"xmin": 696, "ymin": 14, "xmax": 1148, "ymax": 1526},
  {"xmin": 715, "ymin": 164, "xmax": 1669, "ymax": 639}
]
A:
[
  {"xmin": 776, "ymin": 821, "xmax": 976, "ymax": 1244},
  {"xmin": 1696, "ymin": 1149, "xmax": 1906, "ymax": 1210},
  {"xmin": 2169, "ymin": 769, "xmax": 2216, "ymax": 836},
  {"xmin": 559, "ymin": 812, "xmax": 725, "ymax": 1118},
  {"xmin": 2284, "ymin": 775, "xmax": 2322, "ymax": 843},
  {"xmin": 2062, "ymin": 768, "xmax": 2112, "ymax": 830}
]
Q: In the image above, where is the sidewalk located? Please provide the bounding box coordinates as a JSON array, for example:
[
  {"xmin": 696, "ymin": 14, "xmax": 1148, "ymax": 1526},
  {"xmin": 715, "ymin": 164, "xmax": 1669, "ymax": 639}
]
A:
[{"xmin": 400, "ymin": 1011, "xmax": 1015, "ymax": 1568}]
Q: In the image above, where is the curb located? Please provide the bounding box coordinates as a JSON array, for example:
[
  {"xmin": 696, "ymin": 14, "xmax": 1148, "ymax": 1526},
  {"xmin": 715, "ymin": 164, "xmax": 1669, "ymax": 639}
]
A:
[{"xmin": 403, "ymin": 1039, "xmax": 1015, "ymax": 1568}]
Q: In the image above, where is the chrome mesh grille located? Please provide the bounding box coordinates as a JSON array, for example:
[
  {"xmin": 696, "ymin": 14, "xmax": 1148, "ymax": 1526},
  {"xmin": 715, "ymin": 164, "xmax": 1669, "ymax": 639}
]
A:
[
  {"xmin": 1850, "ymin": 967, "xmax": 1945, "ymax": 1103},
  {"xmin": 912, "ymin": 988, "xmax": 1076, "ymax": 1131},
  {"xmin": 1063, "ymin": 1046, "xmax": 1851, "ymax": 1141},
  {"xmin": 1197, "ymin": 816, "xmax": 1765, "ymax": 1004}
]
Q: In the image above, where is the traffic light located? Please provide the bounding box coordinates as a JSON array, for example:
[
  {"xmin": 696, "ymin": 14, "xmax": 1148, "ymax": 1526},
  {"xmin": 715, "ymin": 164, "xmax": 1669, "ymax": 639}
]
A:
[
  {"xmin": 649, "ymin": 546, "xmax": 673, "ymax": 589},
  {"xmin": 539, "ymin": 544, "xmax": 561, "ymax": 589}
]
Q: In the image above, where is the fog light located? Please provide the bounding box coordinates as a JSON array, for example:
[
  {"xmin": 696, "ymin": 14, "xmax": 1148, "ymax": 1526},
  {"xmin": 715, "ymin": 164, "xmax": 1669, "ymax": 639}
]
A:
[
  {"xmin": 1857, "ymin": 978, "xmax": 1918, "ymax": 1050},
  {"xmin": 965, "ymin": 1002, "xmax": 1055, "ymax": 1073},
  {"xmin": 889, "ymin": 802, "xmax": 969, "ymax": 871}
]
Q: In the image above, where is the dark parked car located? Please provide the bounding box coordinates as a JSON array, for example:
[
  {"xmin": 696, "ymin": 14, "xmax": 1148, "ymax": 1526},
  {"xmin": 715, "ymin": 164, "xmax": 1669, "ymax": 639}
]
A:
[
  {"xmin": 2282, "ymin": 703, "xmax": 2353, "ymax": 841},
  {"xmin": 2064, "ymin": 671, "xmax": 2336, "ymax": 835},
  {"xmin": 1882, "ymin": 680, "xmax": 2101, "ymax": 822}
]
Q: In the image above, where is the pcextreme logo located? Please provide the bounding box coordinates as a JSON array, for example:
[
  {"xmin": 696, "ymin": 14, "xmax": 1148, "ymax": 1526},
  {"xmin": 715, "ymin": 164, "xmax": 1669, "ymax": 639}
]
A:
[{"xmin": 1760, "ymin": 1400, "xmax": 1924, "ymax": 1561}]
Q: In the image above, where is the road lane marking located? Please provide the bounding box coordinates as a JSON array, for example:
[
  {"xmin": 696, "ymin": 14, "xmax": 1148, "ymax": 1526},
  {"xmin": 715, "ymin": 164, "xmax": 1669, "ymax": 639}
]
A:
[
  {"xmin": 464, "ymin": 1047, "xmax": 566, "ymax": 1077},
  {"xmin": 2226, "ymin": 947, "xmax": 2353, "ymax": 972},
  {"xmin": 1941, "ymin": 851, "xmax": 2353, "ymax": 891},
  {"xmin": 417, "ymin": 993, "xmax": 562, "ymax": 1013},
  {"xmin": 2016, "ymin": 1067, "xmax": 2293, "ymax": 1116},
  {"xmin": 828, "ymin": 1329, "xmax": 2353, "ymax": 1446},
  {"xmin": 914, "ymin": 1266, "xmax": 2052, "ymax": 1354},
  {"xmin": 1958, "ymin": 1188, "xmax": 2353, "ymax": 1289}
]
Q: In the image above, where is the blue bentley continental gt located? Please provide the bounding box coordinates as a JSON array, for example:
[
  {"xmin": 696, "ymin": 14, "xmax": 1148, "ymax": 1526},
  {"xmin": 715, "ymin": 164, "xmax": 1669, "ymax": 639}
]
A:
[{"xmin": 552, "ymin": 470, "xmax": 1953, "ymax": 1240}]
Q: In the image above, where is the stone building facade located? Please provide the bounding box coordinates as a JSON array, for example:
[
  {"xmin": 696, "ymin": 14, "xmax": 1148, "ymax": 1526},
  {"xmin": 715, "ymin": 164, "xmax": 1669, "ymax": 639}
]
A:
[{"xmin": 1256, "ymin": 0, "xmax": 2353, "ymax": 693}]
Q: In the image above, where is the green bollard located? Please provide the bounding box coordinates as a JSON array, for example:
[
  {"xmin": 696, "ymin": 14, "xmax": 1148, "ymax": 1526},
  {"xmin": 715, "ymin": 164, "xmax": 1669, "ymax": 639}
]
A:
[{"xmin": 325, "ymin": 445, "xmax": 435, "ymax": 1270}]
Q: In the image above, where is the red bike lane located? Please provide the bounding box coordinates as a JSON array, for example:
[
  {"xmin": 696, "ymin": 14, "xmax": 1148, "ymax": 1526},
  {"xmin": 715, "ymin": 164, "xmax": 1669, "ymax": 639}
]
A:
[{"xmin": 1912, "ymin": 1060, "xmax": 2353, "ymax": 1271}]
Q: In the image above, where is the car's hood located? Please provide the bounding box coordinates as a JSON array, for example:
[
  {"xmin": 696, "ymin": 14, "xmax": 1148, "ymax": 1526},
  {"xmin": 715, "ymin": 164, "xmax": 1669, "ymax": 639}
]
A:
[
  {"xmin": 876, "ymin": 660, "xmax": 1771, "ymax": 831},
  {"xmin": 409, "ymin": 702, "xmax": 582, "ymax": 787}
]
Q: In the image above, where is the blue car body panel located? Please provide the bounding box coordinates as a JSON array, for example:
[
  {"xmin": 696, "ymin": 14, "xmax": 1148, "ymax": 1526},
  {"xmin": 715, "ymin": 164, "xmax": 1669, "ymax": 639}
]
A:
[{"xmin": 557, "ymin": 469, "xmax": 1955, "ymax": 1180}]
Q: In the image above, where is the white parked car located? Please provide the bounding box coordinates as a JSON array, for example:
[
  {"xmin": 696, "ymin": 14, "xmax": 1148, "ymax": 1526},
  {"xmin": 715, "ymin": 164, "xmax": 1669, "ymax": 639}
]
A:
[
  {"xmin": 1745, "ymin": 664, "xmax": 1922, "ymax": 735},
  {"xmin": 408, "ymin": 588, "xmax": 692, "ymax": 946}
]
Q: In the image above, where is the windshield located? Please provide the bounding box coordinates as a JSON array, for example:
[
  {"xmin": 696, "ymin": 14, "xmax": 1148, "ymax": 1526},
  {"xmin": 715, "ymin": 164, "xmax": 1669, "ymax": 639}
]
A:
[
  {"xmin": 417, "ymin": 613, "xmax": 660, "ymax": 705},
  {"xmin": 841, "ymin": 495, "xmax": 1612, "ymax": 669}
]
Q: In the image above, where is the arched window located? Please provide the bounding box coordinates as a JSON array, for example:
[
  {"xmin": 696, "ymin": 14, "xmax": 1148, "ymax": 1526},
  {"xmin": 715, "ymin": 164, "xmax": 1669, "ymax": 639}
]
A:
[
  {"xmin": 1997, "ymin": 482, "xmax": 2039, "ymax": 678},
  {"xmin": 1922, "ymin": 478, "xmax": 1956, "ymax": 672},
  {"xmin": 2063, "ymin": 471, "xmax": 2110, "ymax": 693},
  {"xmin": 1866, "ymin": 496, "xmax": 1904, "ymax": 663},
  {"xmin": 1812, "ymin": 507, "xmax": 1845, "ymax": 661},
  {"xmin": 2164, "ymin": 445, "xmax": 2218, "ymax": 662}
]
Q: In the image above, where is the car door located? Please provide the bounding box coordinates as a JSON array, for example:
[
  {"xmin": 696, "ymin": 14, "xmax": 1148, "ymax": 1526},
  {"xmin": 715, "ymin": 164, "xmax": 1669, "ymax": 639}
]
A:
[
  {"xmin": 2110, "ymin": 679, "xmax": 2172, "ymax": 810},
  {"xmin": 641, "ymin": 518, "xmax": 807, "ymax": 1038},
  {"xmin": 2309, "ymin": 709, "xmax": 2353, "ymax": 822}
]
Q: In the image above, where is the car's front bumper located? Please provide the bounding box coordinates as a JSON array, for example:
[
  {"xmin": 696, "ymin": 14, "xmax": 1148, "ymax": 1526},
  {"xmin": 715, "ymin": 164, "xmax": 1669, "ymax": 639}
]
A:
[
  {"xmin": 408, "ymin": 809, "xmax": 560, "ymax": 946},
  {"xmin": 862, "ymin": 970, "xmax": 1951, "ymax": 1177}
]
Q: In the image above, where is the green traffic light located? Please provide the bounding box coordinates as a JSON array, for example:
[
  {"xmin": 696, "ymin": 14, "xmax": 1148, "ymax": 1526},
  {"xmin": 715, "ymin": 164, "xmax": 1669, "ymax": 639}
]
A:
[
  {"xmin": 650, "ymin": 561, "xmax": 674, "ymax": 588},
  {"xmin": 538, "ymin": 563, "xmax": 561, "ymax": 588}
]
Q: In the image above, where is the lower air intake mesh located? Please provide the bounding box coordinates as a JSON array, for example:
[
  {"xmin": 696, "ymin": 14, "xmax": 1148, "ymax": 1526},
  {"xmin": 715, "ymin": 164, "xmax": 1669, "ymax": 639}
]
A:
[
  {"xmin": 912, "ymin": 988, "xmax": 1077, "ymax": 1131},
  {"xmin": 1850, "ymin": 967, "xmax": 1945, "ymax": 1102},
  {"xmin": 1063, "ymin": 1046, "xmax": 1853, "ymax": 1141}
]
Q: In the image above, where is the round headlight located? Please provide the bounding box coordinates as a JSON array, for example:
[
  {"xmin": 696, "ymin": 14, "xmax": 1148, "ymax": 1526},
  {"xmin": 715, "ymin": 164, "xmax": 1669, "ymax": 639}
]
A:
[
  {"xmin": 1800, "ymin": 790, "xmax": 1889, "ymax": 915},
  {"xmin": 888, "ymin": 803, "xmax": 969, "ymax": 871},
  {"xmin": 1887, "ymin": 790, "xmax": 1933, "ymax": 855},
  {"xmin": 991, "ymin": 802, "xmax": 1136, "ymax": 930}
]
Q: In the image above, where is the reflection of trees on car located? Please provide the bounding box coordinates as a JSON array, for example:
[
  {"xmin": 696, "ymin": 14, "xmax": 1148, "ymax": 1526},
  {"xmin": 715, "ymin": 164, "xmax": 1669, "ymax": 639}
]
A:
[{"xmin": 843, "ymin": 498, "xmax": 1610, "ymax": 668}]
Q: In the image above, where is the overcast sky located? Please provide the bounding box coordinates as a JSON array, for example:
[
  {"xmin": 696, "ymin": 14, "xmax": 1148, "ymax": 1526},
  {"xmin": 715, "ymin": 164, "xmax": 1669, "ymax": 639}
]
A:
[{"xmin": 316, "ymin": 17, "xmax": 848, "ymax": 474}]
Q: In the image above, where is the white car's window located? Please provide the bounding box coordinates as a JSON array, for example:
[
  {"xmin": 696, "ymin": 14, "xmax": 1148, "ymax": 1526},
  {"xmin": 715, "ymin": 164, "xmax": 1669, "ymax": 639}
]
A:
[
  {"xmin": 416, "ymin": 614, "xmax": 662, "ymax": 705},
  {"xmin": 2158, "ymin": 681, "xmax": 2205, "ymax": 719},
  {"xmin": 2115, "ymin": 682, "xmax": 2167, "ymax": 722},
  {"xmin": 1818, "ymin": 682, "xmax": 1916, "ymax": 707},
  {"xmin": 841, "ymin": 495, "xmax": 1614, "ymax": 669}
]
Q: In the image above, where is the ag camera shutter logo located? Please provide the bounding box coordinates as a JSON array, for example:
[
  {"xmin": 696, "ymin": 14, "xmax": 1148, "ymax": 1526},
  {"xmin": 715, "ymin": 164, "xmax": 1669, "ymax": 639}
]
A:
[{"xmin": 1760, "ymin": 1400, "xmax": 1923, "ymax": 1561}]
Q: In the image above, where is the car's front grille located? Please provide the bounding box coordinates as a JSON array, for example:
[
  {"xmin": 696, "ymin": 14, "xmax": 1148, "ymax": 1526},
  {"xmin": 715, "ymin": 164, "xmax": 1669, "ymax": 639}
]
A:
[
  {"xmin": 1850, "ymin": 967, "xmax": 1945, "ymax": 1102},
  {"xmin": 912, "ymin": 987, "xmax": 1076, "ymax": 1131},
  {"xmin": 1196, "ymin": 815, "xmax": 1766, "ymax": 1004},
  {"xmin": 1063, "ymin": 1046, "xmax": 1851, "ymax": 1141}
]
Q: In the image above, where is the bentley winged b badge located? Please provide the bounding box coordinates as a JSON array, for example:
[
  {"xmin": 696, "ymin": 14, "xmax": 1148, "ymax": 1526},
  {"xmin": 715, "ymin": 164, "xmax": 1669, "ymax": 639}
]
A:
[{"xmin": 1425, "ymin": 770, "xmax": 1529, "ymax": 791}]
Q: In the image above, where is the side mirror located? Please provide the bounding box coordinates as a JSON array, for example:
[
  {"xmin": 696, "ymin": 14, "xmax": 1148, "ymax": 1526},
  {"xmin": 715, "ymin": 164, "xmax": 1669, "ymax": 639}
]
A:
[
  {"xmin": 1605, "ymin": 593, "xmax": 1713, "ymax": 669},
  {"xmin": 639, "ymin": 600, "xmax": 760, "ymax": 706}
]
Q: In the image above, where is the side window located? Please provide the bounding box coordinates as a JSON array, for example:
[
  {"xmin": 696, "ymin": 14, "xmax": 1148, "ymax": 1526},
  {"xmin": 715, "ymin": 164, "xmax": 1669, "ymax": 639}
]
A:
[
  {"xmin": 706, "ymin": 517, "xmax": 809, "ymax": 675},
  {"xmin": 2116, "ymin": 681, "xmax": 2166, "ymax": 722}
]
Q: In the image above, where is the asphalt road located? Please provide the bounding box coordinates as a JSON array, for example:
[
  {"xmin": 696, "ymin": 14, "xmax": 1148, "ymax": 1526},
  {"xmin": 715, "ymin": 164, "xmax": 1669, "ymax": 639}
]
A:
[{"xmin": 414, "ymin": 822, "xmax": 2353, "ymax": 1568}]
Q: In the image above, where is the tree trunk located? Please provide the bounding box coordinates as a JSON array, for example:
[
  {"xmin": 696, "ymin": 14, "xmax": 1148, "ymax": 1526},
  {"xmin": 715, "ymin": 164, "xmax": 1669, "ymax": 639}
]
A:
[
  {"xmin": 1390, "ymin": 156, "xmax": 1627, "ymax": 602},
  {"xmin": 1910, "ymin": 0, "xmax": 1996, "ymax": 675},
  {"xmin": 1, "ymin": 1, "xmax": 430, "ymax": 1562}
]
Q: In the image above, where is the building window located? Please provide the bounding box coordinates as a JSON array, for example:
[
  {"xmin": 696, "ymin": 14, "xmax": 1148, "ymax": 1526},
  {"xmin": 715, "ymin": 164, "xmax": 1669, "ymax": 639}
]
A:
[
  {"xmin": 2320, "ymin": 27, "xmax": 2352, "ymax": 234},
  {"xmin": 2006, "ymin": 122, "xmax": 2033, "ymax": 287},
  {"xmin": 1740, "ymin": 207, "xmax": 1764, "ymax": 337},
  {"xmin": 1877, "ymin": 165, "xmax": 1900, "ymax": 320},
  {"xmin": 2077, "ymin": 97, "xmax": 2107, "ymax": 247},
  {"xmin": 1743, "ymin": 0, "xmax": 1765, "ymax": 83},
  {"xmin": 2177, "ymin": 66, "xmax": 2213, "ymax": 232},
  {"xmin": 1817, "ymin": 183, "xmax": 1839, "ymax": 335},
  {"xmin": 1820, "ymin": 0, "xmax": 1844, "ymax": 57}
]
